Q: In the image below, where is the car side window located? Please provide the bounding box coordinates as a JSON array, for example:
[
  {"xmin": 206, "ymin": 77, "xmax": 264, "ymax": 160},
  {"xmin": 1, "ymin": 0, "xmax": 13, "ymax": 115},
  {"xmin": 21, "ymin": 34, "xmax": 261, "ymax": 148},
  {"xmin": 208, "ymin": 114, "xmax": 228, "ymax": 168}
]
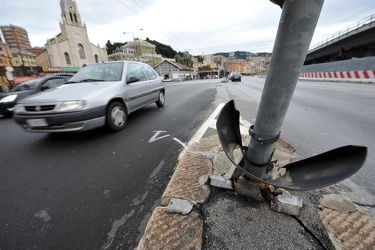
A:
[
  {"xmin": 142, "ymin": 64, "xmax": 158, "ymax": 80},
  {"xmin": 126, "ymin": 63, "xmax": 148, "ymax": 82}
]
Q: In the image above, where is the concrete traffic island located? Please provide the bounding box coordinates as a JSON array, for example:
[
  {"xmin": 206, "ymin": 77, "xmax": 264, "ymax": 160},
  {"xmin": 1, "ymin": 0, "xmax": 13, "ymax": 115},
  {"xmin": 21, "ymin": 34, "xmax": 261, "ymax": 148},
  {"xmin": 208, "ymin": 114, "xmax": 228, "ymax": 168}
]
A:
[{"xmin": 137, "ymin": 131, "xmax": 375, "ymax": 250}]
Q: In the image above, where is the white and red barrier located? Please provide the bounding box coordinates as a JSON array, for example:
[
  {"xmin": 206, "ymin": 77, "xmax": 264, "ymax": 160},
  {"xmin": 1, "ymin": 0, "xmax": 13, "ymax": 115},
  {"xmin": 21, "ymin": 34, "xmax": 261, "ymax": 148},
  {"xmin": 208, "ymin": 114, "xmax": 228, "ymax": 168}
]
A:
[{"xmin": 299, "ymin": 70, "xmax": 375, "ymax": 83}]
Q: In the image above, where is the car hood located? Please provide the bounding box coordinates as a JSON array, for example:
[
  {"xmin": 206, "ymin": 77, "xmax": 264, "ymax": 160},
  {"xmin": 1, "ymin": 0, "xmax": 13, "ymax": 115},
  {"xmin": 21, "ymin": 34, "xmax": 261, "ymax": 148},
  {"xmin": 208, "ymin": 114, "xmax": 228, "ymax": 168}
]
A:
[{"xmin": 18, "ymin": 82, "xmax": 122, "ymax": 103}]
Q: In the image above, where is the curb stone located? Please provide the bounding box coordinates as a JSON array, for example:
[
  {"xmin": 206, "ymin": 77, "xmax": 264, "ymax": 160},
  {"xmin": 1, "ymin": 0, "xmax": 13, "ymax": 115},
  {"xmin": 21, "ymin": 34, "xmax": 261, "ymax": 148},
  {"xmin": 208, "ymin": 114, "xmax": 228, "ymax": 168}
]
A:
[
  {"xmin": 137, "ymin": 127, "xmax": 375, "ymax": 250},
  {"xmin": 137, "ymin": 207, "xmax": 203, "ymax": 250}
]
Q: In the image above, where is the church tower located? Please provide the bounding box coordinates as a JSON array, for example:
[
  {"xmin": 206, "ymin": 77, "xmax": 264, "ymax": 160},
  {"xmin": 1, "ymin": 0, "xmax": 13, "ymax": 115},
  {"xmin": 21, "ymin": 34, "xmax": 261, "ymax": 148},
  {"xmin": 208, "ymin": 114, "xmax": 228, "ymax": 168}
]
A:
[
  {"xmin": 60, "ymin": 0, "xmax": 83, "ymax": 27},
  {"xmin": 42, "ymin": 0, "xmax": 107, "ymax": 68}
]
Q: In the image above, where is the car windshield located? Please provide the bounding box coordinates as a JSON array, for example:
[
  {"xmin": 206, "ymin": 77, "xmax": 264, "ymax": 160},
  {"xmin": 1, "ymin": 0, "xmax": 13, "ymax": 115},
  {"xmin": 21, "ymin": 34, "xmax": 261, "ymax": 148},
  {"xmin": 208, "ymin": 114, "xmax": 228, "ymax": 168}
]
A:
[
  {"xmin": 11, "ymin": 79, "xmax": 41, "ymax": 92},
  {"xmin": 69, "ymin": 62, "xmax": 124, "ymax": 83}
]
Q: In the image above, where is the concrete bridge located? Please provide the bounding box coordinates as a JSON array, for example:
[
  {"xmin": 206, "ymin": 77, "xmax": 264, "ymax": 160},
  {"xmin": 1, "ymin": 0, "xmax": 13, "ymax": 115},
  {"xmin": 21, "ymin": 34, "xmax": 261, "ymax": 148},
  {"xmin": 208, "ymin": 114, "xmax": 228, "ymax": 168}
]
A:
[{"xmin": 300, "ymin": 14, "xmax": 375, "ymax": 83}]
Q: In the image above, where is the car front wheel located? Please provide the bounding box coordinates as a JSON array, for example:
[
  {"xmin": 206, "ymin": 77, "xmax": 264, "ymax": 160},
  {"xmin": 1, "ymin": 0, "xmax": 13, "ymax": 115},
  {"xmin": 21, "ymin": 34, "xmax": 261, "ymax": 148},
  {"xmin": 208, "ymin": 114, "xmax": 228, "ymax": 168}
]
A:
[
  {"xmin": 106, "ymin": 101, "xmax": 127, "ymax": 132},
  {"xmin": 156, "ymin": 91, "xmax": 165, "ymax": 107}
]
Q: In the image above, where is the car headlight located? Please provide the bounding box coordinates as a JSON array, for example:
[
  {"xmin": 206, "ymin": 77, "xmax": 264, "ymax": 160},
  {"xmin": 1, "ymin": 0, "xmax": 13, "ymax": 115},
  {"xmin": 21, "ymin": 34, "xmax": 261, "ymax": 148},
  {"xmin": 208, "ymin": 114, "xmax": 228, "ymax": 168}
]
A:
[
  {"xmin": 0, "ymin": 94, "xmax": 17, "ymax": 103},
  {"xmin": 57, "ymin": 101, "xmax": 85, "ymax": 111},
  {"xmin": 14, "ymin": 104, "xmax": 24, "ymax": 113}
]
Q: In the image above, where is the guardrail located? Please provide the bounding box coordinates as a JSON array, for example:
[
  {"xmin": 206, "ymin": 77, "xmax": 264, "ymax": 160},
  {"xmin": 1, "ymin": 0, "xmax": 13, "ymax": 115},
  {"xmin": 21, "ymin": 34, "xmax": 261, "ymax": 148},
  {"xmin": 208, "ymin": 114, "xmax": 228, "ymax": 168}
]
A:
[
  {"xmin": 300, "ymin": 56, "xmax": 375, "ymax": 83},
  {"xmin": 309, "ymin": 14, "xmax": 375, "ymax": 52}
]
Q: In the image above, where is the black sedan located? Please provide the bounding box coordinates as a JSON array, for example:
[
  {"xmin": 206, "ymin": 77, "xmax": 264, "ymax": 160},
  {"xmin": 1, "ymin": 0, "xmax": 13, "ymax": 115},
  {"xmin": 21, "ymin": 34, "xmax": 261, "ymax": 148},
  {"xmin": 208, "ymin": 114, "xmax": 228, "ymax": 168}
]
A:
[
  {"xmin": 0, "ymin": 75, "xmax": 72, "ymax": 117},
  {"xmin": 231, "ymin": 73, "xmax": 242, "ymax": 82}
]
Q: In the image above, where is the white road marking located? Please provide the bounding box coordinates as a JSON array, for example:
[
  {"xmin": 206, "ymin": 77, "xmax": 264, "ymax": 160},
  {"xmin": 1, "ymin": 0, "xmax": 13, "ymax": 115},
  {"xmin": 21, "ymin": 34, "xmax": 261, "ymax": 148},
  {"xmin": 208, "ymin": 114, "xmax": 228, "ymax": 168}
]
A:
[
  {"xmin": 177, "ymin": 103, "xmax": 225, "ymax": 160},
  {"xmin": 173, "ymin": 137, "xmax": 187, "ymax": 148},
  {"xmin": 188, "ymin": 103, "xmax": 225, "ymax": 144},
  {"xmin": 177, "ymin": 103, "xmax": 252, "ymax": 160},
  {"xmin": 148, "ymin": 130, "xmax": 170, "ymax": 143}
]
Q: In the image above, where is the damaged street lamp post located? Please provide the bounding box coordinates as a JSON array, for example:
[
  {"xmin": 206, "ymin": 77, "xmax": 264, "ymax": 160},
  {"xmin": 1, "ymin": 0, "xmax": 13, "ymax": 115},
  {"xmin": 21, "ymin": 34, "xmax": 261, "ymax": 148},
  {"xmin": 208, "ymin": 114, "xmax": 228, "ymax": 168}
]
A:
[
  {"xmin": 245, "ymin": 0, "xmax": 324, "ymax": 176},
  {"xmin": 216, "ymin": 0, "xmax": 367, "ymax": 191}
]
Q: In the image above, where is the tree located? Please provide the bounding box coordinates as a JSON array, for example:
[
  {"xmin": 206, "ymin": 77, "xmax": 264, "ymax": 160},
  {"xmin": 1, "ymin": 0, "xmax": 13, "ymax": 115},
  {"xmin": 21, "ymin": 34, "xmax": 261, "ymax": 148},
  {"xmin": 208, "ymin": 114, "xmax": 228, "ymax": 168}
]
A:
[
  {"xmin": 174, "ymin": 54, "xmax": 182, "ymax": 64},
  {"xmin": 105, "ymin": 40, "xmax": 125, "ymax": 54},
  {"xmin": 106, "ymin": 40, "xmax": 114, "ymax": 54},
  {"xmin": 146, "ymin": 38, "xmax": 177, "ymax": 58},
  {"xmin": 198, "ymin": 65, "xmax": 212, "ymax": 70},
  {"xmin": 175, "ymin": 51, "xmax": 193, "ymax": 67},
  {"xmin": 194, "ymin": 55, "xmax": 203, "ymax": 63}
]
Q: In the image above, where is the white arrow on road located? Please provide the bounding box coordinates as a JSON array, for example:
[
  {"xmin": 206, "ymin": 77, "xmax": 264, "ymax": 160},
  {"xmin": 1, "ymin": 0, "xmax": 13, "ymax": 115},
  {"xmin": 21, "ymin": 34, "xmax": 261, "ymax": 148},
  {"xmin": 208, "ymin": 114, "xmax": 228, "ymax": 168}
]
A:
[{"xmin": 149, "ymin": 130, "xmax": 170, "ymax": 143}]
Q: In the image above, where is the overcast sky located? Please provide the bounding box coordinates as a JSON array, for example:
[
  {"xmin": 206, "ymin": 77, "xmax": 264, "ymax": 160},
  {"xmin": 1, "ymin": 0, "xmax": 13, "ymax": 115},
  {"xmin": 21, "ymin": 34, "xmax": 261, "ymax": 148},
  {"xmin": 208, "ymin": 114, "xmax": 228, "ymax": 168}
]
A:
[{"xmin": 1, "ymin": 0, "xmax": 374, "ymax": 55}]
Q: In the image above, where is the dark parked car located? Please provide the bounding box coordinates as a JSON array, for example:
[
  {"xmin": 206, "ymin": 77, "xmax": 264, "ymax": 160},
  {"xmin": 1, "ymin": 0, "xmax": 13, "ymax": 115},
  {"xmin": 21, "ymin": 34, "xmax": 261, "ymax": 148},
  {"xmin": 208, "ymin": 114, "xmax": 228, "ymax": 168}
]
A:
[
  {"xmin": 13, "ymin": 61, "xmax": 165, "ymax": 133},
  {"xmin": 231, "ymin": 73, "xmax": 242, "ymax": 82},
  {"xmin": 0, "ymin": 75, "xmax": 72, "ymax": 117}
]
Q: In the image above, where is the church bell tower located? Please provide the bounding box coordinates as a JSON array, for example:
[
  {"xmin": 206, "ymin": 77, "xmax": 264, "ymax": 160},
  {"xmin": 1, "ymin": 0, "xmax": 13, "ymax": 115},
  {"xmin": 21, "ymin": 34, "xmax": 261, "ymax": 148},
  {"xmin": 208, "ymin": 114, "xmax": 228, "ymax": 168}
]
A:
[{"xmin": 60, "ymin": 0, "xmax": 83, "ymax": 27}]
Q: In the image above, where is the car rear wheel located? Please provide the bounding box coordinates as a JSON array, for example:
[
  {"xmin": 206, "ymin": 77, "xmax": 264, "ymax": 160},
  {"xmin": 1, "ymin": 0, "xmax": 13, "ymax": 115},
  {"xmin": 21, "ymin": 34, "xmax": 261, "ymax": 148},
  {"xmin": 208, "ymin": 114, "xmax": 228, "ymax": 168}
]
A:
[
  {"xmin": 156, "ymin": 91, "xmax": 165, "ymax": 107},
  {"xmin": 106, "ymin": 101, "xmax": 127, "ymax": 132}
]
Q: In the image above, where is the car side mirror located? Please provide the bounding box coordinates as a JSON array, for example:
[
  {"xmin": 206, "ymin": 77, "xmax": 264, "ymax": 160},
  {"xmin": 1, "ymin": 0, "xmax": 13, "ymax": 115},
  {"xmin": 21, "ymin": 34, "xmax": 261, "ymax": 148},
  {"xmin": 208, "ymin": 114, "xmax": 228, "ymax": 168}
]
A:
[
  {"xmin": 127, "ymin": 76, "xmax": 140, "ymax": 84},
  {"xmin": 41, "ymin": 86, "xmax": 49, "ymax": 91}
]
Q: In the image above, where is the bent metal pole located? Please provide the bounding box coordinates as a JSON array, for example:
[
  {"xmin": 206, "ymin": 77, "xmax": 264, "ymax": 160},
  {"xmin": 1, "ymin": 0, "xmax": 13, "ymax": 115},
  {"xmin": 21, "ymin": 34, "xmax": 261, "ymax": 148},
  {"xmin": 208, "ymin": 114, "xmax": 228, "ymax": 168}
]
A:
[{"xmin": 245, "ymin": 0, "xmax": 324, "ymax": 175}]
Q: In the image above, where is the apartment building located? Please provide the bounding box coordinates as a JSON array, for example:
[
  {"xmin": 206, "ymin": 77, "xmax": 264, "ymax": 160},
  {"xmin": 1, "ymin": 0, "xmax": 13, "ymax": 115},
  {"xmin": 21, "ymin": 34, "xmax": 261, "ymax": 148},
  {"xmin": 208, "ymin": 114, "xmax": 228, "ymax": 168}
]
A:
[
  {"xmin": 0, "ymin": 38, "xmax": 14, "ymax": 91},
  {"xmin": 0, "ymin": 25, "xmax": 32, "ymax": 50}
]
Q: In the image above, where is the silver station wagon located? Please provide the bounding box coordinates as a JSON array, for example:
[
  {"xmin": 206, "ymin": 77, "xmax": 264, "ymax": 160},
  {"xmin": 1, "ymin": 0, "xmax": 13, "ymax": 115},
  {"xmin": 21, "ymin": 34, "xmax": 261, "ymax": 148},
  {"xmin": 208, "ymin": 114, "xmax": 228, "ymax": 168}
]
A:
[{"xmin": 14, "ymin": 61, "xmax": 165, "ymax": 133}]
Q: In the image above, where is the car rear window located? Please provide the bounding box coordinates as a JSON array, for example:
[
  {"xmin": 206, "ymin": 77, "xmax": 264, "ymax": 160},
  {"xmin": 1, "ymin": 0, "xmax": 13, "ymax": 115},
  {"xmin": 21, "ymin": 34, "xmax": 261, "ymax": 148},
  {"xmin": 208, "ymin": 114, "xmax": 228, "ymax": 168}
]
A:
[{"xmin": 11, "ymin": 79, "xmax": 41, "ymax": 91}]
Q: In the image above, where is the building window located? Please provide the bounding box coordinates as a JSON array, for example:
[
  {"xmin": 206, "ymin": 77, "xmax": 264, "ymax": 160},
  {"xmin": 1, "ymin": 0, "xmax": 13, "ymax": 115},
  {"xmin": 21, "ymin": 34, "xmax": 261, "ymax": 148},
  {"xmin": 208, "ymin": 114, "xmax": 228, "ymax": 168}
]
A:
[
  {"xmin": 78, "ymin": 44, "xmax": 86, "ymax": 59},
  {"xmin": 65, "ymin": 52, "xmax": 71, "ymax": 64},
  {"xmin": 95, "ymin": 55, "xmax": 99, "ymax": 63}
]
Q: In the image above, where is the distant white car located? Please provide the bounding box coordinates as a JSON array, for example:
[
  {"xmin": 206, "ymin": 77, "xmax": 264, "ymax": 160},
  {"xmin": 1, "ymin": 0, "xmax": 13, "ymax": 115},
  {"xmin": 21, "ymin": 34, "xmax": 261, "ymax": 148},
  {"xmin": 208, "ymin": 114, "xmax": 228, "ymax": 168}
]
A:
[{"xmin": 14, "ymin": 61, "xmax": 165, "ymax": 133}]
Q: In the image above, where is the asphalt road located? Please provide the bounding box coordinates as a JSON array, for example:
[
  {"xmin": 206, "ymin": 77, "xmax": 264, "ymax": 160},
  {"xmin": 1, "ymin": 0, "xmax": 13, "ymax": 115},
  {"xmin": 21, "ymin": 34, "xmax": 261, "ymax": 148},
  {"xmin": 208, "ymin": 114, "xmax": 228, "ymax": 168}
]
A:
[
  {"xmin": 1, "ymin": 77, "xmax": 374, "ymax": 249},
  {"xmin": 0, "ymin": 80, "xmax": 217, "ymax": 250}
]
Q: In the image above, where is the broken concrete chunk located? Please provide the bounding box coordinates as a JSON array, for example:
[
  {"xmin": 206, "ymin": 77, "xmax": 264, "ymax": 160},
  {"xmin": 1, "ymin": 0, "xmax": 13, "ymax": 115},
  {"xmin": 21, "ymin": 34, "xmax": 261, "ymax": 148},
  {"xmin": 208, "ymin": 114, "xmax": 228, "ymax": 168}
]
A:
[
  {"xmin": 270, "ymin": 167, "xmax": 280, "ymax": 180},
  {"xmin": 271, "ymin": 191, "xmax": 303, "ymax": 216},
  {"xmin": 319, "ymin": 194, "xmax": 357, "ymax": 213},
  {"xmin": 233, "ymin": 147, "xmax": 244, "ymax": 164},
  {"xmin": 224, "ymin": 165, "xmax": 237, "ymax": 180},
  {"xmin": 210, "ymin": 175, "xmax": 234, "ymax": 190},
  {"xmin": 278, "ymin": 167, "xmax": 286, "ymax": 177},
  {"xmin": 167, "ymin": 198, "xmax": 194, "ymax": 215},
  {"xmin": 212, "ymin": 152, "xmax": 234, "ymax": 176},
  {"xmin": 269, "ymin": 165, "xmax": 287, "ymax": 180}
]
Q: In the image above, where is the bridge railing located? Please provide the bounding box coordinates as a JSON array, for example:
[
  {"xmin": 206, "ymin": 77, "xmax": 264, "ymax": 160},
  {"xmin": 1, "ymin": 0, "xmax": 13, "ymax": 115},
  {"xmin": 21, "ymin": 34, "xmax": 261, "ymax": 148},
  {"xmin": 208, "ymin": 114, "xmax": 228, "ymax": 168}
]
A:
[
  {"xmin": 309, "ymin": 14, "xmax": 375, "ymax": 52},
  {"xmin": 302, "ymin": 56, "xmax": 375, "ymax": 72}
]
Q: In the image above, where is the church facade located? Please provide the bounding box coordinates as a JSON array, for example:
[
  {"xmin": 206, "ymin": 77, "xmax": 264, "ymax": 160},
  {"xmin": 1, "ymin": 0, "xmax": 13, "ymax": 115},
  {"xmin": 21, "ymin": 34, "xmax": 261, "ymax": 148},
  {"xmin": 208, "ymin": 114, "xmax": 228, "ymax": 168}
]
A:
[{"xmin": 36, "ymin": 0, "xmax": 108, "ymax": 68}]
